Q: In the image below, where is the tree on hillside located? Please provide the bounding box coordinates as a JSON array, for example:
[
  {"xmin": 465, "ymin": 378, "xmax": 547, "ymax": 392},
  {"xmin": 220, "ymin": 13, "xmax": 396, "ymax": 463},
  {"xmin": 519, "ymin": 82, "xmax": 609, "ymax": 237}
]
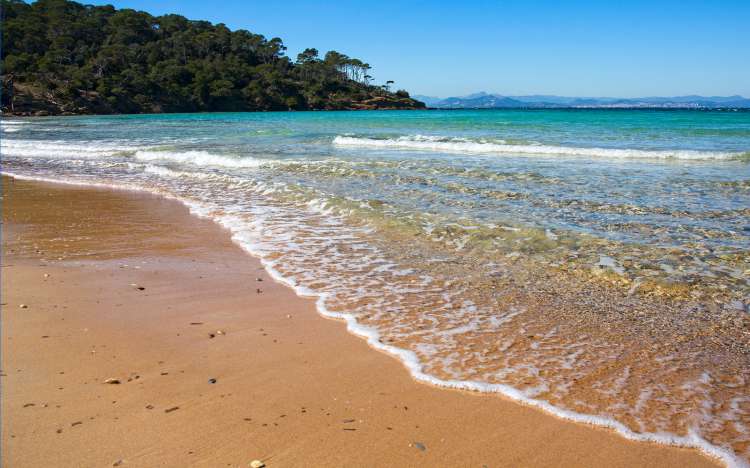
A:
[{"xmin": 0, "ymin": 0, "xmax": 424, "ymax": 114}]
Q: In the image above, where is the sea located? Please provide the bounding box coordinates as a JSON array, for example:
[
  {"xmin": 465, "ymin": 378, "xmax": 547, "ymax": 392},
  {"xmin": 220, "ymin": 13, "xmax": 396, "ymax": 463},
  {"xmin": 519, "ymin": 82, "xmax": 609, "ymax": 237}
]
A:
[{"xmin": 2, "ymin": 109, "xmax": 749, "ymax": 465}]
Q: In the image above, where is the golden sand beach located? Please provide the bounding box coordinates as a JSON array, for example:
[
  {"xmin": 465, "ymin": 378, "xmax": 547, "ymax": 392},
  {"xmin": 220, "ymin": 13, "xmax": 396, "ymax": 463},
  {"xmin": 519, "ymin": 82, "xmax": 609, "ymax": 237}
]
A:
[{"xmin": 1, "ymin": 176, "xmax": 719, "ymax": 467}]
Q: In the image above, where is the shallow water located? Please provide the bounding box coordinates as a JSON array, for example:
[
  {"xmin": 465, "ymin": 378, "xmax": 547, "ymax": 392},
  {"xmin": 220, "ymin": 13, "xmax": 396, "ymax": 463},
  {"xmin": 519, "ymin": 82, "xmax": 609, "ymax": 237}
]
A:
[{"xmin": 2, "ymin": 109, "xmax": 749, "ymax": 465}]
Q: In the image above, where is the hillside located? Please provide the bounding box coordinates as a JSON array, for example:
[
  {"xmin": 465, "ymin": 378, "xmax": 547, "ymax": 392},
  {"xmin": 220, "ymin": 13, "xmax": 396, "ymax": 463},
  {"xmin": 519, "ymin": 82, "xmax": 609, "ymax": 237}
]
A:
[{"xmin": 0, "ymin": 0, "xmax": 424, "ymax": 115}]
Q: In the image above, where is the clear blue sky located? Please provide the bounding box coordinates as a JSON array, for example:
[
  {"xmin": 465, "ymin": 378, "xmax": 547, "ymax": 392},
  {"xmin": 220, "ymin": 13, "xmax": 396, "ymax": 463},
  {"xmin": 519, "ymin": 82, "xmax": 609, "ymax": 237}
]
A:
[{"xmin": 85, "ymin": 0, "xmax": 750, "ymax": 98}]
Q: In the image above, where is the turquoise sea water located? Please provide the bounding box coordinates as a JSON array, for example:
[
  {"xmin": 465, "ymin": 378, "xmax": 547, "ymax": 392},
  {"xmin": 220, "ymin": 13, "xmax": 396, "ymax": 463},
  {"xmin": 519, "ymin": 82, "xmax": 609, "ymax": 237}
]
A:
[{"xmin": 2, "ymin": 109, "xmax": 750, "ymax": 465}]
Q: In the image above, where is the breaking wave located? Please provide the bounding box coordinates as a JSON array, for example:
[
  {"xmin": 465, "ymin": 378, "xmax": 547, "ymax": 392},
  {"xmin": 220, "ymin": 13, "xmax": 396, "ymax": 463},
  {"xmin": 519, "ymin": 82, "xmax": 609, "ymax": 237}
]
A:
[
  {"xmin": 333, "ymin": 135, "xmax": 747, "ymax": 160},
  {"xmin": 133, "ymin": 149, "xmax": 264, "ymax": 168}
]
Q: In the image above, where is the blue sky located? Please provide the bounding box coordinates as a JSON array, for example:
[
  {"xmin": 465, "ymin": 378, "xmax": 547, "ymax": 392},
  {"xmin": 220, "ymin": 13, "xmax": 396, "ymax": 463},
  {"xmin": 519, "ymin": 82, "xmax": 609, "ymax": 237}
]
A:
[{"xmin": 85, "ymin": 0, "xmax": 750, "ymax": 98}]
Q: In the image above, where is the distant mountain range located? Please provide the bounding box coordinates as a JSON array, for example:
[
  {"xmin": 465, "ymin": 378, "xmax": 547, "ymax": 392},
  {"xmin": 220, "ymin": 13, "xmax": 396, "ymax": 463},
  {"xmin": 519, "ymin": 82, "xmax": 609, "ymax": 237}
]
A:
[{"xmin": 413, "ymin": 92, "xmax": 750, "ymax": 109}]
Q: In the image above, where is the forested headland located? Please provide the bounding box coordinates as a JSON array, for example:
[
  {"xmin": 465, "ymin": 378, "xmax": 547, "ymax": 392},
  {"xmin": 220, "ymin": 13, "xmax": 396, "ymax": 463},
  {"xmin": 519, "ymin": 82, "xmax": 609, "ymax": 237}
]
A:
[{"xmin": 0, "ymin": 0, "xmax": 425, "ymax": 115}]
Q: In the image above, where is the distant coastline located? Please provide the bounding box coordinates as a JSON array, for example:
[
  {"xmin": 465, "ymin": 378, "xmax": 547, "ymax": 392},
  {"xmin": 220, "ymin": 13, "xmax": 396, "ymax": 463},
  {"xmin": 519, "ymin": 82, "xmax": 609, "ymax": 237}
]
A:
[
  {"xmin": 423, "ymin": 106, "xmax": 750, "ymax": 111},
  {"xmin": 416, "ymin": 92, "xmax": 750, "ymax": 110},
  {"xmin": 5, "ymin": 107, "xmax": 750, "ymax": 120}
]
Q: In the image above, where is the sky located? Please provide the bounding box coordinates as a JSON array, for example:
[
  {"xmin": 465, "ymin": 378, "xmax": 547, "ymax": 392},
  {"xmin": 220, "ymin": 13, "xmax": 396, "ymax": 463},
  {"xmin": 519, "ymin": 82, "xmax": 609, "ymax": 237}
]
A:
[{"xmin": 84, "ymin": 0, "xmax": 750, "ymax": 98}]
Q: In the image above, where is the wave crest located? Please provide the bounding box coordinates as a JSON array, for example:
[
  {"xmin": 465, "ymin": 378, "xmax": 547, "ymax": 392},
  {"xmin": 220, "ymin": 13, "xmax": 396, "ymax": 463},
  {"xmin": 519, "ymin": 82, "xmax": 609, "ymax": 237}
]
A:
[
  {"xmin": 333, "ymin": 135, "xmax": 746, "ymax": 160},
  {"xmin": 133, "ymin": 149, "xmax": 263, "ymax": 168}
]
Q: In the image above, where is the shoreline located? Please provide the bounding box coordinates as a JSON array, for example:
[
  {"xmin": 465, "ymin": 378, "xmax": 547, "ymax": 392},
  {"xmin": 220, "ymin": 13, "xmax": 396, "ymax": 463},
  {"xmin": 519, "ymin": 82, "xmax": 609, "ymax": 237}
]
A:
[
  {"xmin": 1, "ymin": 175, "xmax": 723, "ymax": 466},
  {"xmin": 0, "ymin": 106, "xmax": 427, "ymax": 118},
  {"xmin": 3, "ymin": 107, "xmax": 749, "ymax": 119}
]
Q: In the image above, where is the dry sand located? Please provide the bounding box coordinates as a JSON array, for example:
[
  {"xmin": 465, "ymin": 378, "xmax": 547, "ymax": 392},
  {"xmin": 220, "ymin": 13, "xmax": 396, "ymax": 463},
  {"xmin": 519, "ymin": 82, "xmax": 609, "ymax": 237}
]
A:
[{"xmin": 1, "ymin": 176, "xmax": 718, "ymax": 467}]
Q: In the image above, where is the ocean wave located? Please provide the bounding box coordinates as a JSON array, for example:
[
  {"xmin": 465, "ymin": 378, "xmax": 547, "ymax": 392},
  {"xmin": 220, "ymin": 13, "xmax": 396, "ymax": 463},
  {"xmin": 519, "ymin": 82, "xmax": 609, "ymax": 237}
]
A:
[
  {"xmin": 0, "ymin": 139, "xmax": 265, "ymax": 168},
  {"xmin": 1, "ymin": 120, "xmax": 28, "ymax": 132},
  {"xmin": 333, "ymin": 135, "xmax": 748, "ymax": 160},
  {"xmin": 133, "ymin": 149, "xmax": 264, "ymax": 168},
  {"xmin": 0, "ymin": 139, "xmax": 138, "ymax": 158}
]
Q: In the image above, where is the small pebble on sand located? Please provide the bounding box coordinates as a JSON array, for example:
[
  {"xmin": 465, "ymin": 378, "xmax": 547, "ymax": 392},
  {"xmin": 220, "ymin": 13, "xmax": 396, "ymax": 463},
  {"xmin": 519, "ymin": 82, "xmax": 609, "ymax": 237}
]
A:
[
  {"xmin": 249, "ymin": 460, "xmax": 265, "ymax": 468},
  {"xmin": 19, "ymin": 304, "xmax": 28, "ymax": 309}
]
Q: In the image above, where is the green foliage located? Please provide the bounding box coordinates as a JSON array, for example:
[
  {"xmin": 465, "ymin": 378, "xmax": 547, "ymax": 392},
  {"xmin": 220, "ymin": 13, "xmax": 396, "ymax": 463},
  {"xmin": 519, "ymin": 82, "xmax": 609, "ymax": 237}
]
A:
[{"xmin": 0, "ymin": 0, "xmax": 424, "ymax": 114}]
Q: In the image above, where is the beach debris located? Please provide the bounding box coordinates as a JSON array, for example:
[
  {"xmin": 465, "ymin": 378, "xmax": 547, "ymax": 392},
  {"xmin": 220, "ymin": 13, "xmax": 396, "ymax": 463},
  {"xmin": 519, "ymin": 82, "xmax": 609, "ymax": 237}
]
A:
[
  {"xmin": 256, "ymin": 288, "xmax": 263, "ymax": 294},
  {"xmin": 19, "ymin": 304, "xmax": 28, "ymax": 309},
  {"xmin": 208, "ymin": 378, "xmax": 217, "ymax": 384},
  {"xmin": 189, "ymin": 322, "xmax": 203, "ymax": 325},
  {"xmin": 256, "ymin": 277, "xmax": 263, "ymax": 282},
  {"xmin": 113, "ymin": 460, "xmax": 124, "ymax": 466},
  {"xmin": 164, "ymin": 406, "xmax": 180, "ymax": 413},
  {"xmin": 342, "ymin": 419, "xmax": 355, "ymax": 423},
  {"xmin": 412, "ymin": 442, "xmax": 426, "ymax": 451},
  {"xmin": 216, "ymin": 330, "xmax": 225, "ymax": 336},
  {"xmin": 249, "ymin": 460, "xmax": 265, "ymax": 468},
  {"xmin": 286, "ymin": 314, "xmax": 292, "ymax": 319},
  {"xmin": 103, "ymin": 378, "xmax": 121, "ymax": 385},
  {"xmin": 71, "ymin": 421, "xmax": 83, "ymax": 427},
  {"xmin": 130, "ymin": 283, "xmax": 145, "ymax": 291},
  {"xmin": 145, "ymin": 404, "xmax": 154, "ymax": 410},
  {"xmin": 44, "ymin": 273, "xmax": 50, "ymax": 278},
  {"xmin": 23, "ymin": 403, "xmax": 35, "ymax": 408},
  {"xmin": 208, "ymin": 333, "xmax": 216, "ymax": 339}
]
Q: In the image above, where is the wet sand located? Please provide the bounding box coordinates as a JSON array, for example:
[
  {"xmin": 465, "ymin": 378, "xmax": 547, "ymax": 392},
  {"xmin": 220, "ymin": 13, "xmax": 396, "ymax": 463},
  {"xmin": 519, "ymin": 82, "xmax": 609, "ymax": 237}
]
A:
[{"xmin": 1, "ymin": 176, "xmax": 719, "ymax": 467}]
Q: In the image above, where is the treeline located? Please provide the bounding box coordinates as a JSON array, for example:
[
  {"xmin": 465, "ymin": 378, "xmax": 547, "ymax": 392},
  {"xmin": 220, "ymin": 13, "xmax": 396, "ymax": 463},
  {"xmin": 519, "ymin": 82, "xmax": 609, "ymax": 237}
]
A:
[{"xmin": 0, "ymin": 0, "xmax": 424, "ymax": 115}]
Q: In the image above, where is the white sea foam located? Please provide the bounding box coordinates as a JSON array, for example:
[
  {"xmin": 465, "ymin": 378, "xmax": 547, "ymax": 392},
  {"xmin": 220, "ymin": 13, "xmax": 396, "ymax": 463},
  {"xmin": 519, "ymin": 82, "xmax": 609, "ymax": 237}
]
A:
[
  {"xmin": 1, "ymin": 120, "xmax": 27, "ymax": 132},
  {"xmin": 2, "ymin": 168, "xmax": 745, "ymax": 468},
  {"xmin": 133, "ymin": 149, "xmax": 264, "ymax": 168},
  {"xmin": 333, "ymin": 135, "xmax": 745, "ymax": 160},
  {"xmin": 142, "ymin": 164, "xmax": 227, "ymax": 181},
  {"xmin": 0, "ymin": 139, "xmax": 137, "ymax": 158}
]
